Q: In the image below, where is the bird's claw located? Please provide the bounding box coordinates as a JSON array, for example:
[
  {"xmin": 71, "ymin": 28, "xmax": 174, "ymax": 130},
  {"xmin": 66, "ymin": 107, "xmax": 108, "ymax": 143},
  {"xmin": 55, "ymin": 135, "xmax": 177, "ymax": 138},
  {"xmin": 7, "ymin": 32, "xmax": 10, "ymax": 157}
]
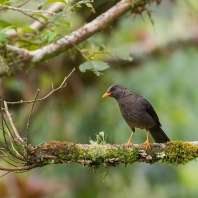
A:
[
  {"xmin": 123, "ymin": 141, "xmax": 133, "ymax": 146},
  {"xmin": 142, "ymin": 140, "xmax": 150, "ymax": 150}
]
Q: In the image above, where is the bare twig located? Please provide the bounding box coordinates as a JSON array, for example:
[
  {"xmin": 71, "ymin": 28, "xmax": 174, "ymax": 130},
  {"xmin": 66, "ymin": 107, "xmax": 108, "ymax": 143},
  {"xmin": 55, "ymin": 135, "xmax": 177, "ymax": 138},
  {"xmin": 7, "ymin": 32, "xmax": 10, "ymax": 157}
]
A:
[
  {"xmin": 0, "ymin": 69, "xmax": 80, "ymax": 175},
  {"xmin": 16, "ymin": 0, "xmax": 29, "ymax": 7},
  {"xmin": 1, "ymin": 112, "xmax": 24, "ymax": 159},
  {"xmin": 0, "ymin": 150, "xmax": 18, "ymax": 167},
  {"xmin": 0, "ymin": 101, "xmax": 24, "ymax": 160},
  {"xmin": 0, "ymin": 171, "xmax": 11, "ymax": 179},
  {"xmin": 0, "ymin": 5, "xmax": 55, "ymax": 15},
  {"xmin": 6, "ymin": 67, "xmax": 75, "ymax": 104},
  {"xmin": 18, "ymin": 10, "xmax": 46, "ymax": 27},
  {"xmin": 26, "ymin": 89, "xmax": 40, "ymax": 158},
  {"xmin": 3, "ymin": 102, "xmax": 24, "ymax": 144},
  {"xmin": 0, "ymin": 164, "xmax": 37, "ymax": 172}
]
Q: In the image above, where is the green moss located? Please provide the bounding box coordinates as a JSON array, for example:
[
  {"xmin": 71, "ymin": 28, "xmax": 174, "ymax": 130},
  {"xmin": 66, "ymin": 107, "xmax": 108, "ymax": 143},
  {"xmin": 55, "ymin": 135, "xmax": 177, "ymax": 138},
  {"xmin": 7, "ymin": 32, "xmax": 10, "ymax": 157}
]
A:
[
  {"xmin": 87, "ymin": 144, "xmax": 139, "ymax": 168},
  {"xmin": 34, "ymin": 141, "xmax": 84, "ymax": 166},
  {"xmin": 165, "ymin": 141, "xmax": 198, "ymax": 165},
  {"xmin": 119, "ymin": 146, "xmax": 139, "ymax": 164},
  {"xmin": 32, "ymin": 140, "xmax": 198, "ymax": 169}
]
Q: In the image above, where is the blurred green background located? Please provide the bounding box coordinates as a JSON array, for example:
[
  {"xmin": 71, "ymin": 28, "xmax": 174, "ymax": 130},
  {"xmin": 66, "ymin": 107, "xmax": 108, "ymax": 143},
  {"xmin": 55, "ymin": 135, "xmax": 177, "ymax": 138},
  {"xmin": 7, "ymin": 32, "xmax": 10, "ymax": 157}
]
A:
[{"xmin": 1, "ymin": 0, "xmax": 198, "ymax": 197}]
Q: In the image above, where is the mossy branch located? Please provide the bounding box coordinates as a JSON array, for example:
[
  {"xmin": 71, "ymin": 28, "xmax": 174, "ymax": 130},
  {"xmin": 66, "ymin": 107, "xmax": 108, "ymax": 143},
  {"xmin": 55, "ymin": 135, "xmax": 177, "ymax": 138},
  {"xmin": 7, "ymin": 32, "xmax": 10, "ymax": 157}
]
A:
[
  {"xmin": 29, "ymin": 141, "xmax": 198, "ymax": 167},
  {"xmin": 1, "ymin": 140, "xmax": 198, "ymax": 174}
]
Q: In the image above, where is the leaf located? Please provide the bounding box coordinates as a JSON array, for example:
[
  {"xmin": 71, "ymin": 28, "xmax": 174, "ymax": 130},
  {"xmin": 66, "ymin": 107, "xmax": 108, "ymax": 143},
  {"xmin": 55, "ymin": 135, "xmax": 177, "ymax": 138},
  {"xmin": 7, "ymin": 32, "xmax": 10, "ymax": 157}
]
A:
[
  {"xmin": 86, "ymin": 2, "xmax": 95, "ymax": 13},
  {"xmin": 48, "ymin": 11, "xmax": 64, "ymax": 24},
  {"xmin": 20, "ymin": 26, "xmax": 37, "ymax": 34},
  {"xmin": 88, "ymin": 38, "xmax": 105, "ymax": 49},
  {"xmin": 86, "ymin": 3, "xmax": 92, "ymax": 8},
  {"xmin": 32, "ymin": 13, "xmax": 48, "ymax": 22},
  {"xmin": 46, "ymin": 31, "xmax": 58, "ymax": 42},
  {"xmin": 111, "ymin": 47, "xmax": 133, "ymax": 61},
  {"xmin": 8, "ymin": 0, "xmax": 21, "ymax": 2},
  {"xmin": 0, "ymin": 26, "xmax": 15, "ymax": 33},
  {"xmin": 38, "ymin": 0, "xmax": 65, "ymax": 9},
  {"xmin": 0, "ymin": 26, "xmax": 15, "ymax": 43},
  {"xmin": 45, "ymin": 0, "xmax": 65, "ymax": 3},
  {"xmin": 0, "ymin": 19, "xmax": 12, "ymax": 27},
  {"xmin": 0, "ymin": 0, "xmax": 10, "ymax": 6},
  {"xmin": 0, "ymin": 32, "xmax": 9, "ymax": 42},
  {"xmin": 79, "ymin": 60, "xmax": 109, "ymax": 76}
]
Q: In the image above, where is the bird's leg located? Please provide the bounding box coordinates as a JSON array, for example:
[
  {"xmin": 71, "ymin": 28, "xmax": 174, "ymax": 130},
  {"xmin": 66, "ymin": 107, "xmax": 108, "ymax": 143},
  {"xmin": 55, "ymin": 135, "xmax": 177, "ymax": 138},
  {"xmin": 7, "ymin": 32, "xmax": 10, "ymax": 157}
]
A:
[
  {"xmin": 125, "ymin": 129, "xmax": 135, "ymax": 146},
  {"xmin": 143, "ymin": 130, "xmax": 150, "ymax": 149}
]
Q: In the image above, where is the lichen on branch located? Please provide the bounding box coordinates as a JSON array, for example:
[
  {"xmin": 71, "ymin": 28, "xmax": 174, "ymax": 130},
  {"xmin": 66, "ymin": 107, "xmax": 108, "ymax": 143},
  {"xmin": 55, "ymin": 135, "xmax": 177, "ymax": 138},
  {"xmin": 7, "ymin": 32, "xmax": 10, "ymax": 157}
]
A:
[{"xmin": 21, "ymin": 140, "xmax": 198, "ymax": 171}]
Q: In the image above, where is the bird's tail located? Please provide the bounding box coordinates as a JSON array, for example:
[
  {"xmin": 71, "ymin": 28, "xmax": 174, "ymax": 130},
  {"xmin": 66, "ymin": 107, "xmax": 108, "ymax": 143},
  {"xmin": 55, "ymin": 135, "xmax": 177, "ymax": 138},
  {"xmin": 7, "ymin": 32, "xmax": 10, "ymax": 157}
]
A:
[{"xmin": 149, "ymin": 125, "xmax": 170, "ymax": 143}]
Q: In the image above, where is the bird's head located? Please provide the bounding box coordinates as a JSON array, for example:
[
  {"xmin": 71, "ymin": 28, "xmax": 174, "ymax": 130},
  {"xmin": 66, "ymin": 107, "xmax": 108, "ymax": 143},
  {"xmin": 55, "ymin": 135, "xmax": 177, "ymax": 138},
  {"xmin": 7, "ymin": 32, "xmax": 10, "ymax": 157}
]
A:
[{"xmin": 102, "ymin": 84, "xmax": 126, "ymax": 100}]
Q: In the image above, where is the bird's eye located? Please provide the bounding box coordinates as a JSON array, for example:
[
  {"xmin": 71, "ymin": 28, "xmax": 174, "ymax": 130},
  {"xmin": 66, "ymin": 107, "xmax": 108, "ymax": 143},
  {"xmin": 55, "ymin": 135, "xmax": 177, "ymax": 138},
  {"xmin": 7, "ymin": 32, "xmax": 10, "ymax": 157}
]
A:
[{"xmin": 111, "ymin": 87, "xmax": 115, "ymax": 91}]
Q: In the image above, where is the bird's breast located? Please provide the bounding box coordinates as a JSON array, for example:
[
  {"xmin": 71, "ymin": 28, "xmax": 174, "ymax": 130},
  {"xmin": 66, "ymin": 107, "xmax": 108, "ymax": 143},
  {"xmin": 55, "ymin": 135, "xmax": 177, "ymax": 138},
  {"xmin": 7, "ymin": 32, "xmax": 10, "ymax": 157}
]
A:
[{"xmin": 118, "ymin": 100, "xmax": 155, "ymax": 129}]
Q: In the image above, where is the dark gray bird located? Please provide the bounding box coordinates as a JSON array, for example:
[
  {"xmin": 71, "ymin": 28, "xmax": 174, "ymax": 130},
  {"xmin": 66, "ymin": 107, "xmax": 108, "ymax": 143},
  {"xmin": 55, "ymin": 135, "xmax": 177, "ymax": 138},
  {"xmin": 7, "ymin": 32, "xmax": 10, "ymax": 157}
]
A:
[{"xmin": 102, "ymin": 84, "xmax": 170, "ymax": 149}]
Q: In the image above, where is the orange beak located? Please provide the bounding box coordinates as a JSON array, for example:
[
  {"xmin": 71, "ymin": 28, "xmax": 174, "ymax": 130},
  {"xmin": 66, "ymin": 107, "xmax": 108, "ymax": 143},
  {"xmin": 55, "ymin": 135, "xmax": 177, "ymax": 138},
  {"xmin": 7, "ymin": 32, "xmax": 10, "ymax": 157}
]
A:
[{"xmin": 102, "ymin": 92, "xmax": 111, "ymax": 98}]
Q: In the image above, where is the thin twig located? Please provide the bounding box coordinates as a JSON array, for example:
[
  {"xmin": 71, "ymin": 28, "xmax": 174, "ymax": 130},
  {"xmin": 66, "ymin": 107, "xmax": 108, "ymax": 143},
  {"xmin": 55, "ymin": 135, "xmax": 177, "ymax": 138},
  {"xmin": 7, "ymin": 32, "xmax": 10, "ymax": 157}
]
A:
[
  {"xmin": 3, "ymin": 101, "xmax": 24, "ymax": 144},
  {"xmin": 0, "ymin": 164, "xmax": 37, "ymax": 172},
  {"xmin": 0, "ymin": 98, "xmax": 8, "ymax": 150},
  {"xmin": 0, "ymin": 106, "xmax": 24, "ymax": 160},
  {"xmin": 7, "ymin": 68, "xmax": 75, "ymax": 104},
  {"xmin": 0, "ymin": 171, "xmax": 11, "ymax": 179},
  {"xmin": 0, "ymin": 5, "xmax": 55, "ymax": 15},
  {"xmin": 0, "ymin": 150, "xmax": 19, "ymax": 167},
  {"xmin": 26, "ymin": 89, "xmax": 40, "ymax": 159},
  {"xmin": 1, "ymin": 114, "xmax": 25, "ymax": 160},
  {"xmin": 18, "ymin": 10, "xmax": 46, "ymax": 27},
  {"xmin": 16, "ymin": 0, "xmax": 29, "ymax": 7}
]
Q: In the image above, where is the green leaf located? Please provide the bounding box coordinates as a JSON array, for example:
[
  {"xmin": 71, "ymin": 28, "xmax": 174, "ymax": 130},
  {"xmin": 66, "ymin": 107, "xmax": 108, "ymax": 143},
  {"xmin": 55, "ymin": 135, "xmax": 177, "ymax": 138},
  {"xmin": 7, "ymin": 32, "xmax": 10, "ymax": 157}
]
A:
[
  {"xmin": 0, "ymin": 19, "xmax": 12, "ymax": 27},
  {"xmin": 48, "ymin": 11, "xmax": 64, "ymax": 24},
  {"xmin": 8, "ymin": 0, "xmax": 22, "ymax": 2},
  {"xmin": 45, "ymin": 0, "xmax": 65, "ymax": 3},
  {"xmin": 1, "ymin": 1, "xmax": 9, "ymax": 5},
  {"xmin": 112, "ymin": 47, "xmax": 133, "ymax": 61},
  {"xmin": 37, "ymin": 3, "xmax": 44, "ymax": 10},
  {"xmin": 32, "ymin": 13, "xmax": 48, "ymax": 22},
  {"xmin": 86, "ymin": 3, "xmax": 92, "ymax": 8},
  {"xmin": 46, "ymin": 31, "xmax": 58, "ymax": 42},
  {"xmin": 20, "ymin": 26, "xmax": 37, "ymax": 34},
  {"xmin": 79, "ymin": 60, "xmax": 109, "ymax": 76},
  {"xmin": 0, "ymin": 32, "xmax": 8, "ymax": 42},
  {"xmin": 0, "ymin": 26, "xmax": 15, "ymax": 33},
  {"xmin": 0, "ymin": 26, "xmax": 15, "ymax": 43},
  {"xmin": 38, "ymin": 0, "xmax": 65, "ymax": 9},
  {"xmin": 88, "ymin": 38, "xmax": 105, "ymax": 49}
]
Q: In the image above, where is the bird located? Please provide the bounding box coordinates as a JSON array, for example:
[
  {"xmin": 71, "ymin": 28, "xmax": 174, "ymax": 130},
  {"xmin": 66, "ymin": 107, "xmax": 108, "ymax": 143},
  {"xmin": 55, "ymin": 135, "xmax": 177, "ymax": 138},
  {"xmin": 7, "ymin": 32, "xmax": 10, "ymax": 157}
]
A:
[{"xmin": 102, "ymin": 84, "xmax": 170, "ymax": 149}]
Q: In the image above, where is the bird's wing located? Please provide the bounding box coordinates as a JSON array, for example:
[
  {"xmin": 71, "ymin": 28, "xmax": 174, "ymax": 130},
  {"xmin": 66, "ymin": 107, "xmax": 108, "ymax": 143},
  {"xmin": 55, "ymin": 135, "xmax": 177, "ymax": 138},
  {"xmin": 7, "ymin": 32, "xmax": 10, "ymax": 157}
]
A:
[{"xmin": 142, "ymin": 98, "xmax": 162, "ymax": 127}]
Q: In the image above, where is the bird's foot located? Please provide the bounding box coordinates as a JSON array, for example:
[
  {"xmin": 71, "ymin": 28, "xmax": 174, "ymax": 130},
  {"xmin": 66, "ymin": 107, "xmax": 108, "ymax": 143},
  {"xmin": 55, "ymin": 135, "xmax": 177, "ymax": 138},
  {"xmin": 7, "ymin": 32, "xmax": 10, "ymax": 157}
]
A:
[
  {"xmin": 142, "ymin": 140, "xmax": 150, "ymax": 150},
  {"xmin": 123, "ymin": 141, "xmax": 133, "ymax": 146}
]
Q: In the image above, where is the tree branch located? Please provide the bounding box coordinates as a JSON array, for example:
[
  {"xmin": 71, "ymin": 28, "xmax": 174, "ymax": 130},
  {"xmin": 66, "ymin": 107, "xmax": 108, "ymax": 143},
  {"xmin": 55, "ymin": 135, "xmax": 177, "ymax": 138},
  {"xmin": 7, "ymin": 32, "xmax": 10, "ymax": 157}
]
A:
[
  {"xmin": 0, "ymin": 0, "xmax": 159, "ymax": 77},
  {"xmin": 6, "ymin": 2, "xmax": 64, "ymax": 37},
  {"xmin": 0, "ymin": 141, "xmax": 198, "ymax": 173},
  {"xmin": 107, "ymin": 33, "xmax": 198, "ymax": 67},
  {"xmin": 0, "ymin": 5, "xmax": 55, "ymax": 15},
  {"xmin": 28, "ymin": 141, "xmax": 198, "ymax": 167},
  {"xmin": 3, "ymin": 101, "xmax": 24, "ymax": 144}
]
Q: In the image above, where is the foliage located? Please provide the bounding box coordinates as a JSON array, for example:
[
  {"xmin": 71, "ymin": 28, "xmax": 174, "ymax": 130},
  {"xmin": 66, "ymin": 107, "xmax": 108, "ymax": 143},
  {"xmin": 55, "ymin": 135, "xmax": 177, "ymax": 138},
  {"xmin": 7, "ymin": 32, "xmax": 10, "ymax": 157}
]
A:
[{"xmin": 1, "ymin": 0, "xmax": 198, "ymax": 198}]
